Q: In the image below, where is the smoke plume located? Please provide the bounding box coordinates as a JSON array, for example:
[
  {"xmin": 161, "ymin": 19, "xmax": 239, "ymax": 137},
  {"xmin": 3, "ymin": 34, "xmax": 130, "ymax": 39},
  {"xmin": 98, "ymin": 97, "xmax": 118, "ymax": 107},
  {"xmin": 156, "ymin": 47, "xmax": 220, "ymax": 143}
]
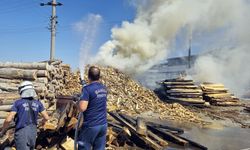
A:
[
  {"xmin": 93, "ymin": 0, "xmax": 250, "ymax": 95},
  {"xmin": 74, "ymin": 14, "xmax": 102, "ymax": 79}
]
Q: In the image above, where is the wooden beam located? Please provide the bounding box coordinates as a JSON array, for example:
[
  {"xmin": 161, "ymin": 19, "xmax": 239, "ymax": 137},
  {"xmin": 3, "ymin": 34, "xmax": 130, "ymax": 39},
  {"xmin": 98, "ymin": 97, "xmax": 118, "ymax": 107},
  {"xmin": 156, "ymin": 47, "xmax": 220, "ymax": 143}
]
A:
[{"xmin": 108, "ymin": 112, "xmax": 163, "ymax": 150}]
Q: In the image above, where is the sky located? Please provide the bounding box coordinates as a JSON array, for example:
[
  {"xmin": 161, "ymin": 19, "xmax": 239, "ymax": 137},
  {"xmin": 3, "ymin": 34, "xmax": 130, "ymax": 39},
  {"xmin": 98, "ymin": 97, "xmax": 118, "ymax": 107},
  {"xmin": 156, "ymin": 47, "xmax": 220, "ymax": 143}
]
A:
[{"xmin": 0, "ymin": 0, "xmax": 136, "ymax": 69}]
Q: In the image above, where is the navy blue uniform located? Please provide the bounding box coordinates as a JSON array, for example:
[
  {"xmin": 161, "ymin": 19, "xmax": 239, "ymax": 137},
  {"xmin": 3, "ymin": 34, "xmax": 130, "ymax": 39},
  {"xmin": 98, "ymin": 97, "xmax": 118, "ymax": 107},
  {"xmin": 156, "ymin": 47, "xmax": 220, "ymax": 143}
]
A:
[
  {"xmin": 78, "ymin": 82, "xmax": 107, "ymax": 150},
  {"xmin": 11, "ymin": 98, "xmax": 45, "ymax": 150}
]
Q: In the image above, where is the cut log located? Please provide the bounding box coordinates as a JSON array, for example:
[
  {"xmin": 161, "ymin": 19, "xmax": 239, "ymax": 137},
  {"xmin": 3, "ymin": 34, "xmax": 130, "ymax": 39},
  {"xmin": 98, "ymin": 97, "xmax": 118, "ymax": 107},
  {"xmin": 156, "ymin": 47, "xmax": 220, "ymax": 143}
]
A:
[
  {"xmin": 0, "ymin": 100, "xmax": 15, "ymax": 105},
  {"xmin": 0, "ymin": 83, "xmax": 18, "ymax": 92},
  {"xmin": 0, "ymin": 93, "xmax": 19, "ymax": 100},
  {"xmin": 37, "ymin": 70, "xmax": 49, "ymax": 78},
  {"xmin": 0, "ymin": 78, "xmax": 21, "ymax": 84},
  {"xmin": 0, "ymin": 68, "xmax": 37, "ymax": 80},
  {"xmin": 0, "ymin": 111, "xmax": 9, "ymax": 119},
  {"xmin": 36, "ymin": 77, "xmax": 48, "ymax": 84},
  {"xmin": 136, "ymin": 117, "xmax": 147, "ymax": 136},
  {"xmin": 0, "ymin": 62, "xmax": 49, "ymax": 70},
  {"xmin": 0, "ymin": 105, "xmax": 12, "ymax": 111}
]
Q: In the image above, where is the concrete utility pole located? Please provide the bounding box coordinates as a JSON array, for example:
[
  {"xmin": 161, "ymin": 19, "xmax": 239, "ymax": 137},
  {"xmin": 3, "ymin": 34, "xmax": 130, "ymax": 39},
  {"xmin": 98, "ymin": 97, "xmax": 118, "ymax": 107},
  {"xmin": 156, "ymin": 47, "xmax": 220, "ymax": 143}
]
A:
[
  {"xmin": 40, "ymin": 0, "xmax": 62, "ymax": 61},
  {"xmin": 188, "ymin": 32, "xmax": 192, "ymax": 69}
]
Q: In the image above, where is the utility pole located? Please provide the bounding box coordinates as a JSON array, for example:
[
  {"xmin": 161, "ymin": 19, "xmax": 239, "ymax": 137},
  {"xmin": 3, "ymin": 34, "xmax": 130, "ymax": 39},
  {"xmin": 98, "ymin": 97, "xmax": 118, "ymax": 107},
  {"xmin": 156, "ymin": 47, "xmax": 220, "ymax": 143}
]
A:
[
  {"xmin": 40, "ymin": 0, "xmax": 62, "ymax": 61},
  {"xmin": 188, "ymin": 31, "xmax": 192, "ymax": 69}
]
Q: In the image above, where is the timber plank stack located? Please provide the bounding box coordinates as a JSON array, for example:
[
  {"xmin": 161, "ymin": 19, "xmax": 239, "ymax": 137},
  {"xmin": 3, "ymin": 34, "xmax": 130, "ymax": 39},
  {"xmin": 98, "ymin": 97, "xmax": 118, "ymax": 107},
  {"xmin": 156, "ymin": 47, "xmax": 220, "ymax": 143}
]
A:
[
  {"xmin": 200, "ymin": 82, "xmax": 241, "ymax": 106},
  {"xmin": 161, "ymin": 78, "xmax": 205, "ymax": 106}
]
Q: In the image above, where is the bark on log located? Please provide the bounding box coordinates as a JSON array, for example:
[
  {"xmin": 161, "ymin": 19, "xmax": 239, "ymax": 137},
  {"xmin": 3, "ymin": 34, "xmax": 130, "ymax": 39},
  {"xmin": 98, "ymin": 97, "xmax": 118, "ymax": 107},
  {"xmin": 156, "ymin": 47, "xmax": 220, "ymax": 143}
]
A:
[
  {"xmin": 0, "ymin": 68, "xmax": 37, "ymax": 80},
  {"xmin": 0, "ymin": 105, "xmax": 12, "ymax": 111},
  {"xmin": 0, "ymin": 62, "xmax": 49, "ymax": 70}
]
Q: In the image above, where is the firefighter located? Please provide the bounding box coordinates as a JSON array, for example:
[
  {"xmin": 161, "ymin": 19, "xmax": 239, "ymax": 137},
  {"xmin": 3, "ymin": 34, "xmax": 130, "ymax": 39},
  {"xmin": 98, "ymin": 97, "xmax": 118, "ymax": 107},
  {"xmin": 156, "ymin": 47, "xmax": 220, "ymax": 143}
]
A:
[
  {"xmin": 0, "ymin": 81, "xmax": 50, "ymax": 150},
  {"xmin": 77, "ymin": 66, "xmax": 108, "ymax": 150}
]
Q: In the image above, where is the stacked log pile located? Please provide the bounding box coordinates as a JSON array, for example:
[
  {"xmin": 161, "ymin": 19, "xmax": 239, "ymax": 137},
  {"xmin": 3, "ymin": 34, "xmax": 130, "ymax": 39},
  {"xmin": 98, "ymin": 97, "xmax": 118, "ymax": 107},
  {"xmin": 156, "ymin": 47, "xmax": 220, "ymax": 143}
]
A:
[
  {"xmin": 161, "ymin": 78, "xmax": 205, "ymax": 106},
  {"xmin": 200, "ymin": 83, "xmax": 241, "ymax": 106},
  {"xmin": 0, "ymin": 61, "xmax": 82, "ymax": 114},
  {"xmin": 84, "ymin": 65, "xmax": 205, "ymax": 124}
]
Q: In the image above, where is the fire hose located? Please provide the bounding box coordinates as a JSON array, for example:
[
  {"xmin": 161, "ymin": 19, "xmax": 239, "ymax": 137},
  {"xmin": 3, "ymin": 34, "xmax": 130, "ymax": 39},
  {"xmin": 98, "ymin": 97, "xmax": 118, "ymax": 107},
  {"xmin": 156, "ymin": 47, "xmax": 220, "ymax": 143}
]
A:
[{"xmin": 74, "ymin": 80, "xmax": 87, "ymax": 150}]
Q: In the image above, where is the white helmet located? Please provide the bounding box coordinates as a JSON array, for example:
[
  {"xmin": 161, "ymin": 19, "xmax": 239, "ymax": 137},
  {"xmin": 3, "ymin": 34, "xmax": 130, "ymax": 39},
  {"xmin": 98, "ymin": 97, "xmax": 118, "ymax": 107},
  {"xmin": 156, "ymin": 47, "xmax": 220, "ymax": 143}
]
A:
[
  {"xmin": 18, "ymin": 81, "xmax": 34, "ymax": 94},
  {"xmin": 18, "ymin": 81, "xmax": 37, "ymax": 98}
]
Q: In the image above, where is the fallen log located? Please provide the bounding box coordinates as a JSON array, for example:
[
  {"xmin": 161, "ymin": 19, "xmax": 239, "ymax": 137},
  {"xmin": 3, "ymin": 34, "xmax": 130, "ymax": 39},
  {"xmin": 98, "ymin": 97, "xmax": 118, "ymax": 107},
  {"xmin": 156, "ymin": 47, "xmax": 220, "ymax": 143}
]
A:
[
  {"xmin": 36, "ymin": 77, "xmax": 48, "ymax": 84},
  {"xmin": 0, "ymin": 68, "xmax": 37, "ymax": 80},
  {"xmin": 0, "ymin": 62, "xmax": 49, "ymax": 70}
]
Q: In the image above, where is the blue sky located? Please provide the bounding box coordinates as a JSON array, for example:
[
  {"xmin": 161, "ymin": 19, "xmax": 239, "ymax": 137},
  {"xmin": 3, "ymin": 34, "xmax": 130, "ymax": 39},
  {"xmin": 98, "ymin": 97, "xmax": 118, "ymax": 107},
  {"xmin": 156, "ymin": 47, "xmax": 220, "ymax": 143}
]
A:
[{"xmin": 0, "ymin": 0, "xmax": 136, "ymax": 69}]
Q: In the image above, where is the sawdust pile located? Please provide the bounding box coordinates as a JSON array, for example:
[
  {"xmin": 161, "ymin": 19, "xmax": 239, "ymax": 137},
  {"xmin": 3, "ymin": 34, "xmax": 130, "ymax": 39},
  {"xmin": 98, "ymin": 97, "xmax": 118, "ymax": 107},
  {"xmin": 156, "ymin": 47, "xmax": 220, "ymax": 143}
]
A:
[{"xmin": 84, "ymin": 65, "xmax": 204, "ymax": 124}]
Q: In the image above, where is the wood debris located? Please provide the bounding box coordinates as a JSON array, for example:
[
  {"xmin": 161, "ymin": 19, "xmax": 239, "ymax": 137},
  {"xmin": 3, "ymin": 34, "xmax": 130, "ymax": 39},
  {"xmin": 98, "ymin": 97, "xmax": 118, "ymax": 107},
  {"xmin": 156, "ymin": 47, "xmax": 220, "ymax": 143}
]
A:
[
  {"xmin": 84, "ymin": 65, "xmax": 204, "ymax": 124},
  {"xmin": 200, "ymin": 82, "xmax": 241, "ymax": 106}
]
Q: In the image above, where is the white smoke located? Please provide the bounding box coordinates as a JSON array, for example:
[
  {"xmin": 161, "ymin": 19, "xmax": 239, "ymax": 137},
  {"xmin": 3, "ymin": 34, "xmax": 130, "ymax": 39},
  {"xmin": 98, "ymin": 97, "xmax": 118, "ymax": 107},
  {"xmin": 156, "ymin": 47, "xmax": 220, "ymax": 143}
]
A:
[
  {"xmin": 93, "ymin": 0, "xmax": 250, "ymax": 95},
  {"xmin": 74, "ymin": 14, "xmax": 102, "ymax": 79}
]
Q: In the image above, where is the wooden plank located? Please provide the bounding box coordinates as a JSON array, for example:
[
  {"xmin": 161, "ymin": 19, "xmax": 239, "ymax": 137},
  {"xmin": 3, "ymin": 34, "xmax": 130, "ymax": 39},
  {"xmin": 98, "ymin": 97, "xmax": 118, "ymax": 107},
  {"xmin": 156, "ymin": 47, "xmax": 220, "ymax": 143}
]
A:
[
  {"xmin": 167, "ymin": 96, "xmax": 205, "ymax": 104},
  {"xmin": 168, "ymin": 92, "xmax": 202, "ymax": 98},
  {"xmin": 167, "ymin": 89, "xmax": 202, "ymax": 93},
  {"xmin": 165, "ymin": 85, "xmax": 199, "ymax": 89},
  {"xmin": 164, "ymin": 79, "xmax": 193, "ymax": 82},
  {"xmin": 164, "ymin": 82, "xmax": 194, "ymax": 86},
  {"xmin": 119, "ymin": 113, "xmax": 168, "ymax": 148},
  {"xmin": 108, "ymin": 112, "xmax": 164, "ymax": 150}
]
